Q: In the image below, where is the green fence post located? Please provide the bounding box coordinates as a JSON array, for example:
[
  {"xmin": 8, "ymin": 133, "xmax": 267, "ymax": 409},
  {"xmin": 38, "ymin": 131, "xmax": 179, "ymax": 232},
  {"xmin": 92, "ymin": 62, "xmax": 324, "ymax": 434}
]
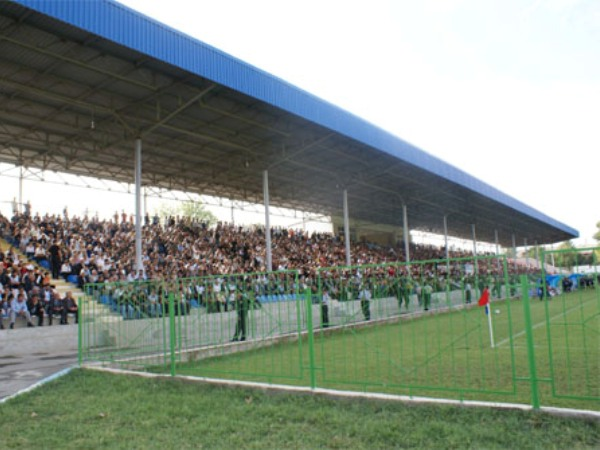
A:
[
  {"xmin": 169, "ymin": 292, "xmax": 176, "ymax": 377},
  {"xmin": 77, "ymin": 296, "xmax": 82, "ymax": 366},
  {"xmin": 521, "ymin": 275, "xmax": 540, "ymax": 409},
  {"xmin": 305, "ymin": 288, "xmax": 317, "ymax": 390}
]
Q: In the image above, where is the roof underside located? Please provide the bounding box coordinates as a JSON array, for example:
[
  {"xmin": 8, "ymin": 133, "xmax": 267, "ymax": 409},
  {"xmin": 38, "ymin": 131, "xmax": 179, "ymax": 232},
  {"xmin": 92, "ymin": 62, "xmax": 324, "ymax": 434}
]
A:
[{"xmin": 0, "ymin": 1, "xmax": 578, "ymax": 246}]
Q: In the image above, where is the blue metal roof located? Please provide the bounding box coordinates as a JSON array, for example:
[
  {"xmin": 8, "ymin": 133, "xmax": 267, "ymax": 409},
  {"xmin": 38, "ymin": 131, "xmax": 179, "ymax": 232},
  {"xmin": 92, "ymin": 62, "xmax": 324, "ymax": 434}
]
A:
[{"xmin": 3, "ymin": 0, "xmax": 579, "ymax": 244}]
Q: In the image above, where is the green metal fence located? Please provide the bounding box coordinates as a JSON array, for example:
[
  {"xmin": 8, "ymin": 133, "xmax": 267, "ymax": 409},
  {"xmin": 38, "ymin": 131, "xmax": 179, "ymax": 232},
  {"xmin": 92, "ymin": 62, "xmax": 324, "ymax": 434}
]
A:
[{"xmin": 79, "ymin": 252, "xmax": 599, "ymax": 411}]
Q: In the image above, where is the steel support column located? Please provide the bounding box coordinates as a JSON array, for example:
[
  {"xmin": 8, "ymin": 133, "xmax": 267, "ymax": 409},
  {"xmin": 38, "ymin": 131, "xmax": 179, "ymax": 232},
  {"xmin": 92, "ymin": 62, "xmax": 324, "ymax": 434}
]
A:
[
  {"xmin": 495, "ymin": 229, "xmax": 500, "ymax": 270},
  {"xmin": 18, "ymin": 165, "xmax": 23, "ymax": 214},
  {"xmin": 403, "ymin": 204, "xmax": 410, "ymax": 264},
  {"xmin": 134, "ymin": 138, "xmax": 143, "ymax": 275},
  {"xmin": 263, "ymin": 170, "xmax": 272, "ymax": 272},
  {"xmin": 343, "ymin": 189, "xmax": 351, "ymax": 267},
  {"xmin": 143, "ymin": 187, "xmax": 148, "ymax": 221},
  {"xmin": 443, "ymin": 215, "xmax": 449, "ymax": 273},
  {"xmin": 472, "ymin": 224, "xmax": 478, "ymax": 274},
  {"xmin": 512, "ymin": 233, "xmax": 517, "ymax": 273}
]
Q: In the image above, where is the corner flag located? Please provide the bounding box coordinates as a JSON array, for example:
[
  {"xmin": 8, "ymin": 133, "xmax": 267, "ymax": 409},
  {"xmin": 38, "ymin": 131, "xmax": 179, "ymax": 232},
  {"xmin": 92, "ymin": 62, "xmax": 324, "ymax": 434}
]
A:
[
  {"xmin": 478, "ymin": 287, "xmax": 490, "ymax": 307},
  {"xmin": 478, "ymin": 286, "xmax": 494, "ymax": 348}
]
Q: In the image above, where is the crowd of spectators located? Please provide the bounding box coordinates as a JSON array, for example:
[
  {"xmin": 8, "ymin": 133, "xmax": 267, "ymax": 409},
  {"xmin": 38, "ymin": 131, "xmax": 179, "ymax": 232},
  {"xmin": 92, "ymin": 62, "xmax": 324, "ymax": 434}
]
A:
[
  {"xmin": 0, "ymin": 209, "xmax": 544, "ymax": 324},
  {"xmin": 0, "ymin": 246, "xmax": 78, "ymax": 328}
]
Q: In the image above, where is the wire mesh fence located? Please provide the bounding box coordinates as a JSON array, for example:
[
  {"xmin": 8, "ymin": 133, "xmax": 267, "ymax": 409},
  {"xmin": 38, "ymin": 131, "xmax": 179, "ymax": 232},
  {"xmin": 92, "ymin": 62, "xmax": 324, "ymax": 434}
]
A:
[{"xmin": 79, "ymin": 252, "xmax": 599, "ymax": 410}]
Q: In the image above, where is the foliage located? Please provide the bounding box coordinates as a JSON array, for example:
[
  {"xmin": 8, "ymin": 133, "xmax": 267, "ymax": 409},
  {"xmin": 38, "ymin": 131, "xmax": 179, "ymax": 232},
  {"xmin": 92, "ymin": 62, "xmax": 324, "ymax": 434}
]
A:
[
  {"xmin": 594, "ymin": 221, "xmax": 600, "ymax": 243},
  {"xmin": 154, "ymin": 200, "xmax": 216, "ymax": 226},
  {"xmin": 552, "ymin": 241, "xmax": 577, "ymax": 268},
  {"xmin": 522, "ymin": 245, "xmax": 543, "ymax": 260}
]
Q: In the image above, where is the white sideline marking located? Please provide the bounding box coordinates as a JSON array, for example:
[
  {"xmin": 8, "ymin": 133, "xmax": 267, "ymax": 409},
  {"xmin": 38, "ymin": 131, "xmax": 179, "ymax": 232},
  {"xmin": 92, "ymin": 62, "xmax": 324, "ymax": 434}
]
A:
[
  {"xmin": 498, "ymin": 345, "xmax": 589, "ymax": 351},
  {"xmin": 0, "ymin": 366, "xmax": 75, "ymax": 404},
  {"xmin": 85, "ymin": 365, "xmax": 600, "ymax": 421},
  {"xmin": 496, "ymin": 301, "xmax": 594, "ymax": 348}
]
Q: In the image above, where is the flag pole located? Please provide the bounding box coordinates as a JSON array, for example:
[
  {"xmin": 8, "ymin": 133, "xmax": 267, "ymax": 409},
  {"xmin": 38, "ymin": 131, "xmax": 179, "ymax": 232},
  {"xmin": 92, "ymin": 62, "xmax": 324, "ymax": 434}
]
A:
[
  {"xmin": 478, "ymin": 286, "xmax": 494, "ymax": 348},
  {"xmin": 486, "ymin": 304, "xmax": 495, "ymax": 348}
]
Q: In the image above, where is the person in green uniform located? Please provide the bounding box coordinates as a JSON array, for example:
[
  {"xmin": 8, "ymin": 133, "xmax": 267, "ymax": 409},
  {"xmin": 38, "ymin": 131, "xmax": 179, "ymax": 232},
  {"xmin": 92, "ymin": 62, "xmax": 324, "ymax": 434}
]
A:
[
  {"xmin": 423, "ymin": 281, "xmax": 433, "ymax": 311},
  {"xmin": 231, "ymin": 287, "xmax": 250, "ymax": 342},
  {"xmin": 464, "ymin": 278, "xmax": 472, "ymax": 304},
  {"xmin": 401, "ymin": 276, "xmax": 412, "ymax": 310},
  {"xmin": 358, "ymin": 282, "xmax": 371, "ymax": 321}
]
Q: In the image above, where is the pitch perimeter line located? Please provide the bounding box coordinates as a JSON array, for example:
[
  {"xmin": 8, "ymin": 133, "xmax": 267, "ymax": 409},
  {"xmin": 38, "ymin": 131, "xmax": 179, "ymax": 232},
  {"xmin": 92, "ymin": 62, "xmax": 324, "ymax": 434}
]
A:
[{"xmin": 85, "ymin": 365, "xmax": 600, "ymax": 421}]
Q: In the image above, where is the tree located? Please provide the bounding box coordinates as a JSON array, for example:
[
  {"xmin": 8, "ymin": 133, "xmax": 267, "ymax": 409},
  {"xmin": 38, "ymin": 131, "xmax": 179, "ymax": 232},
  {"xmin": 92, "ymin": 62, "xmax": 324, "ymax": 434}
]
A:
[
  {"xmin": 154, "ymin": 200, "xmax": 216, "ymax": 226},
  {"xmin": 553, "ymin": 241, "xmax": 576, "ymax": 269},
  {"xmin": 594, "ymin": 221, "xmax": 600, "ymax": 243},
  {"xmin": 522, "ymin": 246, "xmax": 541, "ymax": 260}
]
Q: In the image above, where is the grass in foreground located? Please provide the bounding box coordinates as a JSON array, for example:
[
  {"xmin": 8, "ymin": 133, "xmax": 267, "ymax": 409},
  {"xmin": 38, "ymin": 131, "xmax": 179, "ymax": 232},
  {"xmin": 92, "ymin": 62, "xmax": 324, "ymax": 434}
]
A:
[{"xmin": 0, "ymin": 369, "xmax": 598, "ymax": 449}]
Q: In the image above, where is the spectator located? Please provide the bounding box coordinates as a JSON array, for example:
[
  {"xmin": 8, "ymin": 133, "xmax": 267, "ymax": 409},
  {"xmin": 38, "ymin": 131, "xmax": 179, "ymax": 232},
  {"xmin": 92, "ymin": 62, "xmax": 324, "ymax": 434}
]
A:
[
  {"xmin": 0, "ymin": 293, "xmax": 8, "ymax": 329},
  {"xmin": 48, "ymin": 239, "xmax": 62, "ymax": 280},
  {"xmin": 62, "ymin": 291, "xmax": 78, "ymax": 324},
  {"xmin": 47, "ymin": 291, "xmax": 65, "ymax": 325},
  {"xmin": 27, "ymin": 293, "xmax": 45, "ymax": 327},
  {"xmin": 60, "ymin": 260, "xmax": 72, "ymax": 281},
  {"xmin": 10, "ymin": 293, "xmax": 35, "ymax": 328}
]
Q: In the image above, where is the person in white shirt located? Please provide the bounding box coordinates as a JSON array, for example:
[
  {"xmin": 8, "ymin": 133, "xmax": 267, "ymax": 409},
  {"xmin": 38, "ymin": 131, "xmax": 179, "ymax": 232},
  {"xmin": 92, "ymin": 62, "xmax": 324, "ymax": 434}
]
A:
[
  {"xmin": 321, "ymin": 288, "xmax": 331, "ymax": 328},
  {"xmin": 60, "ymin": 261, "xmax": 72, "ymax": 281},
  {"xmin": 9, "ymin": 293, "xmax": 35, "ymax": 329}
]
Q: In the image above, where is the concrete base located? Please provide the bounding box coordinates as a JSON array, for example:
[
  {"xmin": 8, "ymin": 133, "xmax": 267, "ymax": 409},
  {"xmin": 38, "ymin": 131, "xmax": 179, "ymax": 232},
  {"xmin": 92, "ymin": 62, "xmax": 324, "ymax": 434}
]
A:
[{"xmin": 0, "ymin": 325, "xmax": 78, "ymax": 400}]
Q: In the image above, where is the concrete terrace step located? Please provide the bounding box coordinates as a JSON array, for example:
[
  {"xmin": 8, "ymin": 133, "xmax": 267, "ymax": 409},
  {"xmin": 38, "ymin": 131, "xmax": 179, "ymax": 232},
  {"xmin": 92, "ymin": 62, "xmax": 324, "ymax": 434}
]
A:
[{"xmin": 2, "ymin": 319, "xmax": 78, "ymax": 330}]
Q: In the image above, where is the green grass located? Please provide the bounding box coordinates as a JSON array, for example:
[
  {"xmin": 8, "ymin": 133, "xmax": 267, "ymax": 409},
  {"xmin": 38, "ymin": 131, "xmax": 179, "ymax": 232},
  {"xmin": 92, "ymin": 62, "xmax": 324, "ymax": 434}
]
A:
[
  {"xmin": 0, "ymin": 369, "xmax": 598, "ymax": 449},
  {"xmin": 167, "ymin": 289, "xmax": 599, "ymax": 411}
]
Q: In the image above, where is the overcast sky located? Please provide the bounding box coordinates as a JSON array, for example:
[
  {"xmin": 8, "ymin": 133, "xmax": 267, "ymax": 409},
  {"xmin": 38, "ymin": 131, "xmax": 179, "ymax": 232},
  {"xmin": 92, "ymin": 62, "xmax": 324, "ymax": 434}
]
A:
[
  {"xmin": 3, "ymin": 0, "xmax": 598, "ymax": 247},
  {"xmin": 116, "ymin": 0, "xmax": 600, "ymax": 246}
]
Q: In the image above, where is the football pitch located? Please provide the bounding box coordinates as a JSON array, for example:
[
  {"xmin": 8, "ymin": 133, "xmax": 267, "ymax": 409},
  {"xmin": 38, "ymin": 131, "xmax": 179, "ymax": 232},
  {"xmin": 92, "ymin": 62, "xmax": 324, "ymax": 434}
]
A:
[{"xmin": 170, "ymin": 289, "xmax": 599, "ymax": 411}]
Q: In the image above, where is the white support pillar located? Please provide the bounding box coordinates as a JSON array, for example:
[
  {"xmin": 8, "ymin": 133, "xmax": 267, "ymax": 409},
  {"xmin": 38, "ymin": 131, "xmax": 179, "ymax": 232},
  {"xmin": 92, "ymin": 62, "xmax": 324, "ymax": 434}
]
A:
[
  {"xmin": 472, "ymin": 224, "xmax": 478, "ymax": 275},
  {"xmin": 524, "ymin": 238, "xmax": 529, "ymax": 270},
  {"xmin": 403, "ymin": 204, "xmax": 410, "ymax": 264},
  {"xmin": 143, "ymin": 187, "xmax": 148, "ymax": 221},
  {"xmin": 343, "ymin": 189, "xmax": 351, "ymax": 267},
  {"xmin": 535, "ymin": 240, "xmax": 540, "ymax": 271},
  {"xmin": 18, "ymin": 165, "xmax": 23, "ymax": 214},
  {"xmin": 443, "ymin": 215, "xmax": 449, "ymax": 274},
  {"xmin": 230, "ymin": 201, "xmax": 235, "ymax": 225},
  {"xmin": 134, "ymin": 138, "xmax": 143, "ymax": 275},
  {"xmin": 494, "ymin": 230, "xmax": 499, "ymax": 256},
  {"xmin": 512, "ymin": 233, "xmax": 517, "ymax": 273},
  {"xmin": 263, "ymin": 170, "xmax": 272, "ymax": 272},
  {"xmin": 495, "ymin": 229, "xmax": 500, "ymax": 270}
]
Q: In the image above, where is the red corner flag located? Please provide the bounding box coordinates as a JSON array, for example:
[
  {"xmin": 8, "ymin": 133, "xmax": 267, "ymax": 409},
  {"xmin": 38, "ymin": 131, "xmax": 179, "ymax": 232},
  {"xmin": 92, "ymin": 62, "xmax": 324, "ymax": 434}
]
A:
[{"xmin": 478, "ymin": 287, "xmax": 490, "ymax": 307}]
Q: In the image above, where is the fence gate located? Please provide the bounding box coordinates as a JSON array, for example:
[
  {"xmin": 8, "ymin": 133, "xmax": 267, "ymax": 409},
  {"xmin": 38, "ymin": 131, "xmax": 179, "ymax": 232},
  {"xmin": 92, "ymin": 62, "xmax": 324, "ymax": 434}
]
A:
[{"xmin": 528, "ymin": 247, "xmax": 600, "ymax": 409}]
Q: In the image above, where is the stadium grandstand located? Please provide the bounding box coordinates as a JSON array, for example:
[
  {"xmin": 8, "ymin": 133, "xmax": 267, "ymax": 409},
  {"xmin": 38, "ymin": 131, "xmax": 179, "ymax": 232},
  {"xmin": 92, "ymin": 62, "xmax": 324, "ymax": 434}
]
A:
[{"xmin": 0, "ymin": 0, "xmax": 579, "ymax": 325}]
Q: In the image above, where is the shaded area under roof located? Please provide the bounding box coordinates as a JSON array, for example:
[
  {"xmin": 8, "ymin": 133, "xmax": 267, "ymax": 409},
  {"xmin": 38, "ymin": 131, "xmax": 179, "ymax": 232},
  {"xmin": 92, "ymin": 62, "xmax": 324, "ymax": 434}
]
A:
[{"xmin": 0, "ymin": 0, "xmax": 578, "ymax": 246}]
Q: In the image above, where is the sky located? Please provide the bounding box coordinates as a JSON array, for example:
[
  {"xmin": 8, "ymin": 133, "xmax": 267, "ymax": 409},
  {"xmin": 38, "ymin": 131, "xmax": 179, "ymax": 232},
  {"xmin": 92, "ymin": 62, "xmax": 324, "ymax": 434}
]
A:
[{"xmin": 2, "ymin": 0, "xmax": 599, "ymax": 247}]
